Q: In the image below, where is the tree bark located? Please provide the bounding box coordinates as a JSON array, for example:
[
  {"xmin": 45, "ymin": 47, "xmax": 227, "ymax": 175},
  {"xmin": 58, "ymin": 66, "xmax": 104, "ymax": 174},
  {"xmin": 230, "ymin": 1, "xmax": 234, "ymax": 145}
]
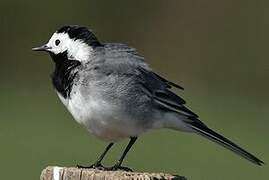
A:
[{"xmin": 40, "ymin": 166, "xmax": 187, "ymax": 180}]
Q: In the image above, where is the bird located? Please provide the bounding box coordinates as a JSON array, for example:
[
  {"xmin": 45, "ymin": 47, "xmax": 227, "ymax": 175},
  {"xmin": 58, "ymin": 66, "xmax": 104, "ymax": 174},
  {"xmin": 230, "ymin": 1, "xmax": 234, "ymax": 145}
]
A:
[{"xmin": 32, "ymin": 25, "xmax": 263, "ymax": 171}]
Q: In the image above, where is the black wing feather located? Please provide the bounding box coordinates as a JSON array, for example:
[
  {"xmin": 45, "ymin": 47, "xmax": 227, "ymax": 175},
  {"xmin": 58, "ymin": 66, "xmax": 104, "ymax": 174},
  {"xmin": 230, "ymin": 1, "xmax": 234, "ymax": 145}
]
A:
[
  {"xmin": 138, "ymin": 68, "xmax": 197, "ymax": 118},
  {"xmin": 153, "ymin": 72, "xmax": 184, "ymax": 90},
  {"xmin": 154, "ymin": 90, "xmax": 198, "ymax": 118}
]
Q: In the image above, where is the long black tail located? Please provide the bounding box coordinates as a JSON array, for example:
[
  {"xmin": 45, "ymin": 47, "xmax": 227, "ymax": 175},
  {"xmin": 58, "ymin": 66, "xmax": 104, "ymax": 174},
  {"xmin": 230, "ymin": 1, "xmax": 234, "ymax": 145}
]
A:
[{"xmin": 190, "ymin": 123, "xmax": 264, "ymax": 166}]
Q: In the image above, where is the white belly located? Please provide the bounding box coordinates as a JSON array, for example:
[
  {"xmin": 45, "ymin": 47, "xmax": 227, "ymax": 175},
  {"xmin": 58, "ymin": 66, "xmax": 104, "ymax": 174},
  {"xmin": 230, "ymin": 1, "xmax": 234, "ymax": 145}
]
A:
[{"xmin": 56, "ymin": 91, "xmax": 147, "ymax": 142}]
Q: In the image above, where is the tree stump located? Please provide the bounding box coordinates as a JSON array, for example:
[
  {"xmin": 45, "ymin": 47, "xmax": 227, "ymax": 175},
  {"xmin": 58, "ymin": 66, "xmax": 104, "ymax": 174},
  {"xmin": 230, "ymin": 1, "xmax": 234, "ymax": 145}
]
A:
[{"xmin": 40, "ymin": 166, "xmax": 187, "ymax": 180}]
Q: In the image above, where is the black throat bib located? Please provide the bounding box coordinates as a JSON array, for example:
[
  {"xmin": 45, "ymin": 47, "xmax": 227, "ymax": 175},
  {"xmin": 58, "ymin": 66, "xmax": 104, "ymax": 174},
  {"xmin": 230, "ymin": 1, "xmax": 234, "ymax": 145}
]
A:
[{"xmin": 50, "ymin": 51, "xmax": 81, "ymax": 99}]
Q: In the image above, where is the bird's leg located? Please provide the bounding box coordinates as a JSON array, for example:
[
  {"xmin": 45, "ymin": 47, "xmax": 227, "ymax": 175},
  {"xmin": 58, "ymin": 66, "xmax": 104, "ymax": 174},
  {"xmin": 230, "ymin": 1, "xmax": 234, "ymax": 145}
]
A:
[
  {"xmin": 77, "ymin": 142, "xmax": 114, "ymax": 169},
  {"xmin": 92, "ymin": 143, "xmax": 114, "ymax": 168},
  {"xmin": 108, "ymin": 137, "xmax": 137, "ymax": 171}
]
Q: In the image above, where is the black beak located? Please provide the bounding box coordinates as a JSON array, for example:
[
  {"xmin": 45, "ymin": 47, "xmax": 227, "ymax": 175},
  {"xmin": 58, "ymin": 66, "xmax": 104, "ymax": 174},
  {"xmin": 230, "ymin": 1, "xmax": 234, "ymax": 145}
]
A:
[{"xmin": 32, "ymin": 44, "xmax": 51, "ymax": 52}]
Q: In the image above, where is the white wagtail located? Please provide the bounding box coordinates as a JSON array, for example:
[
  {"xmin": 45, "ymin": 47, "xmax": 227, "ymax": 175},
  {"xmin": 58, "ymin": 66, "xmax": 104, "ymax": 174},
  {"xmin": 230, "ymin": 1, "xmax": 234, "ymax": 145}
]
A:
[{"xmin": 32, "ymin": 25, "xmax": 263, "ymax": 171}]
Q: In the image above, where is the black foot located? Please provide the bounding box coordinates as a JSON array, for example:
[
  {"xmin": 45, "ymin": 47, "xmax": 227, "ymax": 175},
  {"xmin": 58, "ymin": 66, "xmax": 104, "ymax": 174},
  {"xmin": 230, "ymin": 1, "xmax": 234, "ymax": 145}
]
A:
[
  {"xmin": 77, "ymin": 162, "xmax": 105, "ymax": 170},
  {"xmin": 106, "ymin": 165, "xmax": 133, "ymax": 172},
  {"xmin": 77, "ymin": 163, "xmax": 133, "ymax": 172}
]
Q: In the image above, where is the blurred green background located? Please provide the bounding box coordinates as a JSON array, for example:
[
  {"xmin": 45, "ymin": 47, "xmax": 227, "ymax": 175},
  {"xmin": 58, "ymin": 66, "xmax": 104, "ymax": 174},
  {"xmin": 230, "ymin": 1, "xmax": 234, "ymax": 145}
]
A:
[{"xmin": 0, "ymin": 0, "xmax": 268, "ymax": 179}]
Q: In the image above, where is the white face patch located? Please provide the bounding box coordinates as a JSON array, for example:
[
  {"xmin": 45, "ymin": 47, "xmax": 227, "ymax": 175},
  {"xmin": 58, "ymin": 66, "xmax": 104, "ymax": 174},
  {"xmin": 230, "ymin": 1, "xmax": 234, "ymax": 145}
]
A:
[{"xmin": 46, "ymin": 32, "xmax": 93, "ymax": 62}]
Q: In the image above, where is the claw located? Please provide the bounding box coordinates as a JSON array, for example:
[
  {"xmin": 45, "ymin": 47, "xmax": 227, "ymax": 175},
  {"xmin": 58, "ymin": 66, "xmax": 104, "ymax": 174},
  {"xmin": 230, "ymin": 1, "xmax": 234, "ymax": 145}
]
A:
[
  {"xmin": 114, "ymin": 166, "xmax": 133, "ymax": 172},
  {"xmin": 106, "ymin": 164, "xmax": 133, "ymax": 172},
  {"xmin": 77, "ymin": 162, "xmax": 105, "ymax": 170},
  {"xmin": 77, "ymin": 163, "xmax": 133, "ymax": 172}
]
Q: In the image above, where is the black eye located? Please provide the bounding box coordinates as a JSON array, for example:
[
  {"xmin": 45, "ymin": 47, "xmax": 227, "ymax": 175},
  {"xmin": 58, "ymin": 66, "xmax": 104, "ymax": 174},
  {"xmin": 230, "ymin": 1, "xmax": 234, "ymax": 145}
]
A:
[{"xmin": 55, "ymin": 39, "xmax": 60, "ymax": 46}]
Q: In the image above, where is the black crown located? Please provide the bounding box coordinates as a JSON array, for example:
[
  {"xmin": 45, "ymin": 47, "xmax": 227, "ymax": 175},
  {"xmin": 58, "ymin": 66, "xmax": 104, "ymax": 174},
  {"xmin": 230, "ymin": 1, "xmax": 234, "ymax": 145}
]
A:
[{"xmin": 57, "ymin": 25, "xmax": 102, "ymax": 47}]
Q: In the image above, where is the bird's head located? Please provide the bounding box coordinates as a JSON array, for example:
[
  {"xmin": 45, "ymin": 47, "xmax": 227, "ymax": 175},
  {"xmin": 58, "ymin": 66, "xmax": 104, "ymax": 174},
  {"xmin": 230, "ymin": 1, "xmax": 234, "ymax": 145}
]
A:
[{"xmin": 32, "ymin": 25, "xmax": 102, "ymax": 62}]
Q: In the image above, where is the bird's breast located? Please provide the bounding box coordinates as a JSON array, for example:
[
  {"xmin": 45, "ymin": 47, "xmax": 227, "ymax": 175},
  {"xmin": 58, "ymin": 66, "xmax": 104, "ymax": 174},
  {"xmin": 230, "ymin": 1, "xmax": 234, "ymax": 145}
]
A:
[
  {"xmin": 56, "ymin": 89, "xmax": 96, "ymax": 126},
  {"xmin": 56, "ymin": 89, "xmax": 147, "ymax": 141}
]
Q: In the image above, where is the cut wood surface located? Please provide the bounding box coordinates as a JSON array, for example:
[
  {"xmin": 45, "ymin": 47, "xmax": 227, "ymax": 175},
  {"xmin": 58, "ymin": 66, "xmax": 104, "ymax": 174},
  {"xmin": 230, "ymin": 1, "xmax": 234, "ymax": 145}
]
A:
[{"xmin": 40, "ymin": 166, "xmax": 187, "ymax": 180}]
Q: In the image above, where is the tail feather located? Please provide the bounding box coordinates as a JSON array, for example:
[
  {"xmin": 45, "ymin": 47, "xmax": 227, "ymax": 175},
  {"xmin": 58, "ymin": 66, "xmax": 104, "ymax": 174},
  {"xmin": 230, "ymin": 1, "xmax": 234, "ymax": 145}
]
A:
[{"xmin": 190, "ymin": 123, "xmax": 264, "ymax": 166}]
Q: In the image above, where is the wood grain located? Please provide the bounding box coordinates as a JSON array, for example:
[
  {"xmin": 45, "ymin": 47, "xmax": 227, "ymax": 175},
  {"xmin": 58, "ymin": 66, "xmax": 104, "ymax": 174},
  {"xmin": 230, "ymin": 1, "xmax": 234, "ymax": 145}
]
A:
[{"xmin": 40, "ymin": 166, "xmax": 187, "ymax": 180}]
